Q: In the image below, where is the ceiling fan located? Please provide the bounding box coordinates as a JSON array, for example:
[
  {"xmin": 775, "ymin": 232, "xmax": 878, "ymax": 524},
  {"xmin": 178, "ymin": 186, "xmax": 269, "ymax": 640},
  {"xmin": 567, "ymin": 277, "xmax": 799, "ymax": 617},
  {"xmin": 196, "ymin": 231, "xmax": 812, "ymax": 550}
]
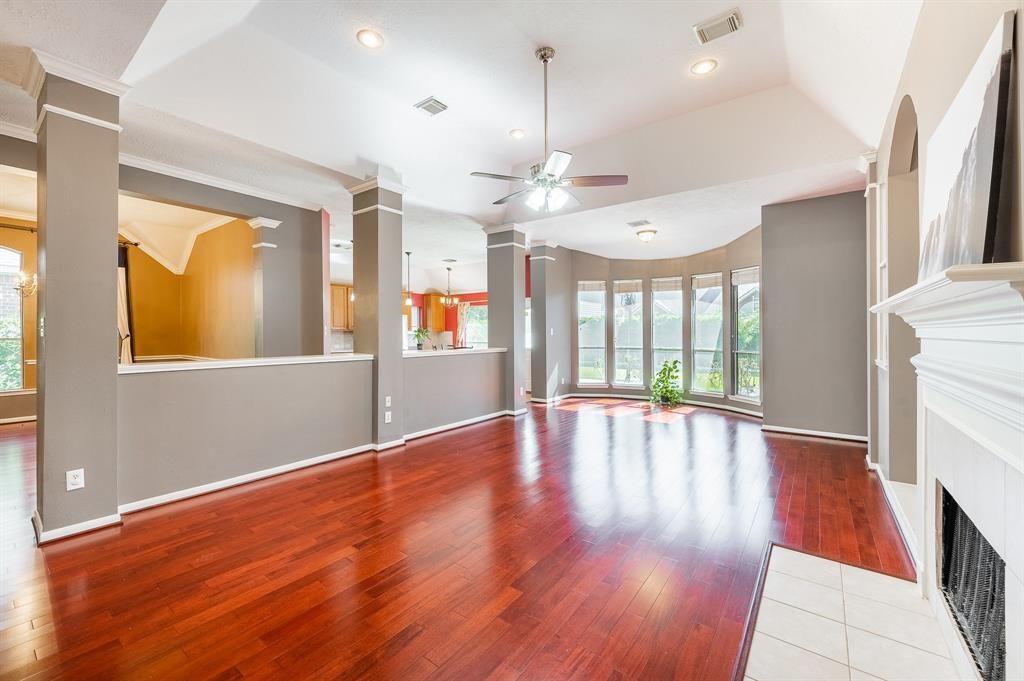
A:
[{"xmin": 471, "ymin": 46, "xmax": 628, "ymax": 212}]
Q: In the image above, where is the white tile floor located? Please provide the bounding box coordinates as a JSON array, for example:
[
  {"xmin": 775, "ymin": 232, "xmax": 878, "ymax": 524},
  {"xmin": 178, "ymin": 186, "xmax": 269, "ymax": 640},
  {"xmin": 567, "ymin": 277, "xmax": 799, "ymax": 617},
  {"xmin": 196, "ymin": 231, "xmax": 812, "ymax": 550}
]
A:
[{"xmin": 744, "ymin": 546, "xmax": 959, "ymax": 681}]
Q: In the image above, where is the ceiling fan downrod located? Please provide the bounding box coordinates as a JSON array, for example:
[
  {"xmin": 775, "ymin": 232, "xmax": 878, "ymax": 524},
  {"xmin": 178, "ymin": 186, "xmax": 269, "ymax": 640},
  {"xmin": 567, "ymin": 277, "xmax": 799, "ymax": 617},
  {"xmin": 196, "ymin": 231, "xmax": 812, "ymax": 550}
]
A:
[{"xmin": 535, "ymin": 47, "xmax": 555, "ymax": 162}]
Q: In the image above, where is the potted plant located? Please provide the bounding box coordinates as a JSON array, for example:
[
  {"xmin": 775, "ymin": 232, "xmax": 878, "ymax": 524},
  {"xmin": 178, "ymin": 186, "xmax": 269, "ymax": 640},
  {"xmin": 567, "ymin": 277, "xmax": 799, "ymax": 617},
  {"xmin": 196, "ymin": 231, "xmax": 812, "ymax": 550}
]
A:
[
  {"xmin": 413, "ymin": 327, "xmax": 429, "ymax": 350},
  {"xmin": 650, "ymin": 359, "xmax": 682, "ymax": 406}
]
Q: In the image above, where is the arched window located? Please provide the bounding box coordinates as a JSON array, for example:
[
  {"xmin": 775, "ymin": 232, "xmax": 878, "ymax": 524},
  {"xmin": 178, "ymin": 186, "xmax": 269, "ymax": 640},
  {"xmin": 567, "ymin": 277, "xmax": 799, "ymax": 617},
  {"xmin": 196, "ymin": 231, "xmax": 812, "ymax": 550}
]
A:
[{"xmin": 0, "ymin": 247, "xmax": 23, "ymax": 390}]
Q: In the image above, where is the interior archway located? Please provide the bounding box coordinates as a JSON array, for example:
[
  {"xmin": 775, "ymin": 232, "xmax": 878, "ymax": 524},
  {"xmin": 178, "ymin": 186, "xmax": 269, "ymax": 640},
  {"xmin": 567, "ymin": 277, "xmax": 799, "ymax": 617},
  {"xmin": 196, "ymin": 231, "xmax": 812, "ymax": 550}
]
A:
[{"xmin": 883, "ymin": 95, "xmax": 921, "ymax": 493}]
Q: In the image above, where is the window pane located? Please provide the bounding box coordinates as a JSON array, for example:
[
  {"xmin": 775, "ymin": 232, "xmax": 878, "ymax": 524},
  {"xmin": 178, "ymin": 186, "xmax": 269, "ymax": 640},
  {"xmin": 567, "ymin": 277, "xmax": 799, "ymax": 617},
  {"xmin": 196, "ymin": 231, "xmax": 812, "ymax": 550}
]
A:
[
  {"xmin": 691, "ymin": 274, "xmax": 723, "ymax": 393},
  {"xmin": 0, "ymin": 249, "xmax": 23, "ymax": 391},
  {"xmin": 651, "ymin": 277, "xmax": 683, "ymax": 387},
  {"xmin": 577, "ymin": 281, "xmax": 606, "ymax": 383},
  {"xmin": 613, "ymin": 281, "xmax": 643, "ymax": 385},
  {"xmin": 732, "ymin": 267, "xmax": 760, "ymax": 400},
  {"xmin": 466, "ymin": 306, "xmax": 488, "ymax": 346}
]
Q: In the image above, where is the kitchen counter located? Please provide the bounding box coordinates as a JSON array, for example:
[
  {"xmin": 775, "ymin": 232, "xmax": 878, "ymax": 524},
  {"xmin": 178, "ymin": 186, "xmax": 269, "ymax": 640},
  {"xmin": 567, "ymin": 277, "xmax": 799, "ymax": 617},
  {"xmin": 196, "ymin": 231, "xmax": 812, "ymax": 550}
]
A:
[{"xmin": 403, "ymin": 347, "xmax": 507, "ymax": 358}]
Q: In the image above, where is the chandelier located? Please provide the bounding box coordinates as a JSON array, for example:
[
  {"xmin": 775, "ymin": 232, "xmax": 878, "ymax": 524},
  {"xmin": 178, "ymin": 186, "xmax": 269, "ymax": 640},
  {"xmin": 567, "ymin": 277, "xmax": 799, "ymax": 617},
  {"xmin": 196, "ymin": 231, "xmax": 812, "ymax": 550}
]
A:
[
  {"xmin": 441, "ymin": 266, "xmax": 459, "ymax": 309},
  {"xmin": 14, "ymin": 272, "xmax": 37, "ymax": 298}
]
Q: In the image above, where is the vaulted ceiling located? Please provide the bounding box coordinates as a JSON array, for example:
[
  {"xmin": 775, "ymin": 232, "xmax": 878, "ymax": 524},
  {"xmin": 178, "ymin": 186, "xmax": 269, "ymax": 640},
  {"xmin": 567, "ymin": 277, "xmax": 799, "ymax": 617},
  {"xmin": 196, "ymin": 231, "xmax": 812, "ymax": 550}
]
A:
[{"xmin": 0, "ymin": 0, "xmax": 923, "ymax": 271}]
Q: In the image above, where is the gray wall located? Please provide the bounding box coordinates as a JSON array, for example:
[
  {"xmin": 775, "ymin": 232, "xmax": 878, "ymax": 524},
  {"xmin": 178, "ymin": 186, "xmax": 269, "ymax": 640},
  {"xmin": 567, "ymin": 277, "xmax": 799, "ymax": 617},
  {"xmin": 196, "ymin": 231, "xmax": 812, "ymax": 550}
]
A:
[
  {"xmin": 565, "ymin": 228, "xmax": 762, "ymax": 414},
  {"xmin": 0, "ymin": 392, "xmax": 36, "ymax": 422},
  {"xmin": 403, "ymin": 351, "xmax": 505, "ymax": 435},
  {"xmin": 530, "ymin": 244, "xmax": 573, "ymax": 400},
  {"xmin": 0, "ymin": 135, "xmax": 325, "ymax": 358},
  {"xmin": 117, "ymin": 360, "xmax": 373, "ymax": 505},
  {"xmin": 762, "ymin": 191, "xmax": 867, "ymax": 437}
]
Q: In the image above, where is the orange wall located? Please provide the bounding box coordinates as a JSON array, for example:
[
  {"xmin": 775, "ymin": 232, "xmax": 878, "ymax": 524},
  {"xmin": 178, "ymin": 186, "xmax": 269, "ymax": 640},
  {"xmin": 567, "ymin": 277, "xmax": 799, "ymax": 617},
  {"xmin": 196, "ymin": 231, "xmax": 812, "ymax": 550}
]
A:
[
  {"xmin": 0, "ymin": 222, "xmax": 37, "ymax": 389},
  {"xmin": 128, "ymin": 247, "xmax": 182, "ymax": 357}
]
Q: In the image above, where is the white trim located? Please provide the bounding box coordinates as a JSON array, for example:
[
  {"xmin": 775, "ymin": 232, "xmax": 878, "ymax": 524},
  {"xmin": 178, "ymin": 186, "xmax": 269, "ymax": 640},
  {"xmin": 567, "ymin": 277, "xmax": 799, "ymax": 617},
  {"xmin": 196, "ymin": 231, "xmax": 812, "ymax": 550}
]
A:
[
  {"xmin": 486, "ymin": 241, "xmax": 526, "ymax": 250},
  {"xmin": 612, "ymin": 383, "xmax": 646, "ymax": 390},
  {"xmin": 761, "ymin": 424, "xmax": 867, "ymax": 442},
  {"xmin": 352, "ymin": 204, "xmax": 403, "ymax": 216},
  {"xmin": 689, "ymin": 389, "xmax": 725, "ymax": 399},
  {"xmin": 728, "ymin": 394, "xmax": 762, "ymax": 406},
  {"xmin": 0, "ymin": 207, "xmax": 37, "ymax": 221},
  {"xmin": 403, "ymin": 347, "xmax": 507, "ymax": 358},
  {"xmin": 27, "ymin": 50, "xmax": 131, "ymax": 98},
  {"xmin": 404, "ymin": 410, "xmax": 509, "ymax": 440},
  {"xmin": 530, "ymin": 394, "xmax": 569, "ymax": 405},
  {"xmin": 682, "ymin": 399, "xmax": 763, "ymax": 418},
  {"xmin": 33, "ymin": 510, "xmax": 122, "ymax": 544},
  {"xmin": 482, "ymin": 224, "xmax": 525, "ymax": 235},
  {"xmin": 865, "ymin": 454, "xmax": 923, "ymax": 574},
  {"xmin": 346, "ymin": 177, "xmax": 408, "ymax": 196},
  {"xmin": 857, "ymin": 150, "xmax": 878, "ymax": 174},
  {"xmin": 373, "ymin": 439, "xmax": 406, "ymax": 452},
  {"xmin": 0, "ymin": 121, "xmax": 37, "ymax": 142},
  {"xmin": 119, "ymin": 154, "xmax": 322, "ymax": 211},
  {"xmin": 565, "ymin": 392, "xmax": 647, "ymax": 400},
  {"xmin": 119, "ymin": 353, "xmax": 373, "ymax": 374},
  {"xmin": 252, "ymin": 242, "xmax": 278, "ymax": 249},
  {"xmin": 505, "ymin": 408, "xmax": 528, "ymax": 416},
  {"xmin": 247, "ymin": 217, "xmax": 281, "ymax": 230},
  {"xmin": 0, "ymin": 388, "xmax": 36, "ymax": 396},
  {"xmin": 530, "ymin": 239, "xmax": 559, "ymax": 249},
  {"xmin": 530, "ymin": 255, "xmax": 556, "ymax": 262},
  {"xmin": 177, "ymin": 215, "xmax": 236, "ymax": 272},
  {"xmin": 35, "ymin": 105, "xmax": 122, "ymax": 135},
  {"xmin": 119, "ymin": 223, "xmax": 182, "ymax": 274},
  {"xmin": 117, "ymin": 444, "xmax": 375, "ymax": 514},
  {"xmin": 0, "ymin": 415, "xmax": 36, "ymax": 424}
]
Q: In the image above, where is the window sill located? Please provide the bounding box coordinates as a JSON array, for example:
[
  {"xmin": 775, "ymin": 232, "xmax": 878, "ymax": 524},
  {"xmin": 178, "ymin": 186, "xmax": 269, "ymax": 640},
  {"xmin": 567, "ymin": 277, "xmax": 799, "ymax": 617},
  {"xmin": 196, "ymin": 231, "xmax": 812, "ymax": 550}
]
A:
[
  {"xmin": 688, "ymin": 389, "xmax": 725, "ymax": 398},
  {"xmin": 729, "ymin": 395, "xmax": 762, "ymax": 406},
  {"xmin": 576, "ymin": 382, "xmax": 609, "ymax": 389},
  {"xmin": 611, "ymin": 384, "xmax": 646, "ymax": 390}
]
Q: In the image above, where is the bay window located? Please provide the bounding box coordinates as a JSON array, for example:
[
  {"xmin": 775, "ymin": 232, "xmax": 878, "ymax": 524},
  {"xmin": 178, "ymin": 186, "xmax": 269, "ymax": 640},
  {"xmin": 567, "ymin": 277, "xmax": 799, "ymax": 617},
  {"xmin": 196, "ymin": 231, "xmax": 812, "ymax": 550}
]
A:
[
  {"xmin": 612, "ymin": 280, "xmax": 643, "ymax": 386},
  {"xmin": 691, "ymin": 273, "xmax": 723, "ymax": 394},
  {"xmin": 651, "ymin": 277, "xmax": 683, "ymax": 387},
  {"xmin": 577, "ymin": 281, "xmax": 606, "ymax": 384},
  {"xmin": 730, "ymin": 267, "xmax": 761, "ymax": 401}
]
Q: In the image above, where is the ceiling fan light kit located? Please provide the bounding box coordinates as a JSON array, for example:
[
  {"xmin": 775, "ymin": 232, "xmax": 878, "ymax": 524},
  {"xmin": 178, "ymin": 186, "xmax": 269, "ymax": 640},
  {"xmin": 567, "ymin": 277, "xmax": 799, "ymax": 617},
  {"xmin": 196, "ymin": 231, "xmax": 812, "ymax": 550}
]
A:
[{"xmin": 471, "ymin": 46, "xmax": 628, "ymax": 212}]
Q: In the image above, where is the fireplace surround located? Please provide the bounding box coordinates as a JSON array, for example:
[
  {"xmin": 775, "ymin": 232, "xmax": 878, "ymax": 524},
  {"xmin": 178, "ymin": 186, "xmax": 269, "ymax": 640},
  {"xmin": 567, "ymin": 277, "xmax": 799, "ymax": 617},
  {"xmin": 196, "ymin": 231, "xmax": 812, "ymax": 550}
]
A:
[{"xmin": 873, "ymin": 263, "xmax": 1023, "ymax": 681}]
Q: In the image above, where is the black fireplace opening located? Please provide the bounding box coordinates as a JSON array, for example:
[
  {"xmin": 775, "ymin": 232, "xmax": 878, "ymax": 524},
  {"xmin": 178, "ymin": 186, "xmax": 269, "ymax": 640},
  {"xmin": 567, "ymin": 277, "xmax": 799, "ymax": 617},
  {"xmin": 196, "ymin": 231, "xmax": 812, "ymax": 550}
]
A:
[{"xmin": 941, "ymin": 488, "xmax": 1006, "ymax": 681}]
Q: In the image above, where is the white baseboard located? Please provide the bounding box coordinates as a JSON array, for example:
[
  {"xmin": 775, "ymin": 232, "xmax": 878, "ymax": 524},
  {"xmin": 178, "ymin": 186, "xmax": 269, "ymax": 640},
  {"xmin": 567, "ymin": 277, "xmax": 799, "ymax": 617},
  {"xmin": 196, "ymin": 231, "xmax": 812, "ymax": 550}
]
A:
[
  {"xmin": 117, "ymin": 443, "xmax": 375, "ymax": 514},
  {"xmin": 33, "ymin": 508, "xmax": 122, "ymax": 544},
  {"xmin": 505, "ymin": 408, "xmax": 528, "ymax": 416},
  {"xmin": 0, "ymin": 415, "xmax": 36, "ymax": 424},
  {"xmin": 761, "ymin": 424, "xmax": 868, "ymax": 442},
  {"xmin": 864, "ymin": 454, "xmax": 922, "ymax": 573},
  {"xmin": 404, "ymin": 410, "xmax": 508, "ymax": 440},
  {"xmin": 530, "ymin": 394, "xmax": 569, "ymax": 405},
  {"xmin": 372, "ymin": 439, "xmax": 405, "ymax": 452},
  {"xmin": 682, "ymin": 399, "xmax": 763, "ymax": 418}
]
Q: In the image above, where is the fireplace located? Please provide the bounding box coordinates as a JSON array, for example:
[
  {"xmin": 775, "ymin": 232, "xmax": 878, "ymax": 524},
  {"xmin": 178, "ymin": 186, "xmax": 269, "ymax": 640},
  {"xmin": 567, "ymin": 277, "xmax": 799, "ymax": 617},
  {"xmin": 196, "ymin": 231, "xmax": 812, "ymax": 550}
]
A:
[{"xmin": 940, "ymin": 488, "xmax": 1006, "ymax": 681}]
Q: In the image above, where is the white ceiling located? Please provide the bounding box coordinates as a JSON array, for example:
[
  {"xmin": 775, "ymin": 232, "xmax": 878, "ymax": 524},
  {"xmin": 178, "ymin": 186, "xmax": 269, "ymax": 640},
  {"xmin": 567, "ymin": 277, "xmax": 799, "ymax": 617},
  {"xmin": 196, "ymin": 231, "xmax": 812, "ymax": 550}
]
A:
[{"xmin": 0, "ymin": 0, "xmax": 924, "ymax": 263}]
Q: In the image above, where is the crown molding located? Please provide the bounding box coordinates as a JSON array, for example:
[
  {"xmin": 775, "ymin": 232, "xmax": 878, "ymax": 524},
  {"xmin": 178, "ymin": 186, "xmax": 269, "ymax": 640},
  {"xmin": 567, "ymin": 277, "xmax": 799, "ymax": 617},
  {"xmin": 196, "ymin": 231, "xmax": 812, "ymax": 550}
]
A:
[
  {"xmin": 35, "ymin": 104, "xmax": 121, "ymax": 135},
  {"xmin": 25, "ymin": 50, "xmax": 131, "ymax": 99},
  {"xmin": 0, "ymin": 121, "xmax": 36, "ymax": 143},
  {"xmin": 252, "ymin": 242, "xmax": 278, "ymax": 249},
  {"xmin": 119, "ymin": 154, "xmax": 322, "ymax": 211},
  {"xmin": 531, "ymin": 239, "xmax": 559, "ymax": 250},
  {"xmin": 346, "ymin": 177, "xmax": 408, "ymax": 196},
  {"xmin": 247, "ymin": 217, "xmax": 282, "ymax": 230},
  {"xmin": 857, "ymin": 149, "xmax": 878, "ymax": 174},
  {"xmin": 482, "ymin": 223, "xmax": 525, "ymax": 235}
]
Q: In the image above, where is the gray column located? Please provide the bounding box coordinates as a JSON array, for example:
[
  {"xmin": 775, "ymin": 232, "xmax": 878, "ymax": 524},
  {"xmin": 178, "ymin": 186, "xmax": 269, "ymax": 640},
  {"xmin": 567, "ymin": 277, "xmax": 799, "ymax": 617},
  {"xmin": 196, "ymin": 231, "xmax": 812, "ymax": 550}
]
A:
[
  {"xmin": 247, "ymin": 217, "xmax": 282, "ymax": 358},
  {"xmin": 486, "ymin": 225, "xmax": 526, "ymax": 413},
  {"xmin": 34, "ymin": 74, "xmax": 122, "ymax": 537},
  {"xmin": 350, "ymin": 180, "xmax": 405, "ymax": 446}
]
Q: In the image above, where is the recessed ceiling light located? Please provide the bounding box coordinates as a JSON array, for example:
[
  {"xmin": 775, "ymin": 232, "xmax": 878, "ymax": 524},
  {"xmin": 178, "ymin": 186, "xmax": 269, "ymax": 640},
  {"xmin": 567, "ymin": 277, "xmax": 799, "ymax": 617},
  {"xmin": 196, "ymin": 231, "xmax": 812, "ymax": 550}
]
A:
[
  {"xmin": 509, "ymin": 128, "xmax": 526, "ymax": 139},
  {"xmin": 356, "ymin": 29, "xmax": 384, "ymax": 49},
  {"xmin": 690, "ymin": 58, "xmax": 718, "ymax": 76}
]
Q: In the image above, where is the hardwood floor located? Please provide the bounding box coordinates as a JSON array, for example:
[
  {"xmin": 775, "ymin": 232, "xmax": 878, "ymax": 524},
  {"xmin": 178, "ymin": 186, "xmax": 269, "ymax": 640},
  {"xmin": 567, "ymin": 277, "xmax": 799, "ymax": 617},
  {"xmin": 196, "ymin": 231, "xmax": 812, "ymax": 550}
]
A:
[{"xmin": 0, "ymin": 400, "xmax": 913, "ymax": 680}]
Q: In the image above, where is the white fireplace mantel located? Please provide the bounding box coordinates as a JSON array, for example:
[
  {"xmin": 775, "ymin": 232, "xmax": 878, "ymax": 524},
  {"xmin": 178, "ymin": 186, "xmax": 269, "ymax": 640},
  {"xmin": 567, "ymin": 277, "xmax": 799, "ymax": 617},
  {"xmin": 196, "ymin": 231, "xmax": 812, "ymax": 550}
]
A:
[{"xmin": 872, "ymin": 262, "xmax": 1024, "ymax": 681}]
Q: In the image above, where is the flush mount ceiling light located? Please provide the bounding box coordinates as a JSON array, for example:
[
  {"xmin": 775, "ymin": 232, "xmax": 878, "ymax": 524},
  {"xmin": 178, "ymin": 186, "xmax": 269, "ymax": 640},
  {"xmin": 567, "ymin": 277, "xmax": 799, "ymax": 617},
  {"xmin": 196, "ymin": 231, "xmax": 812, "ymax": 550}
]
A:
[
  {"xmin": 508, "ymin": 128, "xmax": 526, "ymax": 139},
  {"xmin": 690, "ymin": 58, "xmax": 718, "ymax": 76},
  {"xmin": 356, "ymin": 29, "xmax": 384, "ymax": 48},
  {"xmin": 629, "ymin": 221, "xmax": 657, "ymax": 242}
]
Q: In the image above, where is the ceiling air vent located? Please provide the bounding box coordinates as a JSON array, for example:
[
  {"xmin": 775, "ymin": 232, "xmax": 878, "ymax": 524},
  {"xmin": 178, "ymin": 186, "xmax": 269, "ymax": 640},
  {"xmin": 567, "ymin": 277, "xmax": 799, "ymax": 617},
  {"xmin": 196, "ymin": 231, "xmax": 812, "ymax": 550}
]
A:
[
  {"xmin": 413, "ymin": 96, "xmax": 448, "ymax": 116},
  {"xmin": 693, "ymin": 9, "xmax": 742, "ymax": 45}
]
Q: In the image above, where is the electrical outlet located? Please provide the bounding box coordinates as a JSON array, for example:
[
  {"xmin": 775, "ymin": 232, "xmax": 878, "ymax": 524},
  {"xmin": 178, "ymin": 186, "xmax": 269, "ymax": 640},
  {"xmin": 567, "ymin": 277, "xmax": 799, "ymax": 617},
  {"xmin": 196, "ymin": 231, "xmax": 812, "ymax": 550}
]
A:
[
  {"xmin": 66, "ymin": 468, "xmax": 85, "ymax": 491},
  {"xmin": 385, "ymin": 395, "xmax": 392, "ymax": 407},
  {"xmin": 384, "ymin": 410, "xmax": 392, "ymax": 424}
]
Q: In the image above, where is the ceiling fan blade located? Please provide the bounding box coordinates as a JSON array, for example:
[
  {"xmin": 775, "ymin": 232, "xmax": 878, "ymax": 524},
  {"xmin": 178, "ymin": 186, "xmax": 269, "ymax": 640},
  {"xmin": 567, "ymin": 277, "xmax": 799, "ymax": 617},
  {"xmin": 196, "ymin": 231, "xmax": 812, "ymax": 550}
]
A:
[
  {"xmin": 471, "ymin": 171, "xmax": 528, "ymax": 182},
  {"xmin": 492, "ymin": 188, "xmax": 533, "ymax": 205},
  {"xmin": 563, "ymin": 175, "xmax": 629, "ymax": 187},
  {"xmin": 543, "ymin": 150, "xmax": 572, "ymax": 178}
]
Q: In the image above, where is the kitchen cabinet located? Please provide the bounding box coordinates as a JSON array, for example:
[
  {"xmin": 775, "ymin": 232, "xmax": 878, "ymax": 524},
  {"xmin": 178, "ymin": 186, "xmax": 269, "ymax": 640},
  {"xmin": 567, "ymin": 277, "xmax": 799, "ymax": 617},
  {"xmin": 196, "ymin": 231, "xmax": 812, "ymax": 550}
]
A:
[
  {"xmin": 330, "ymin": 284, "xmax": 354, "ymax": 331},
  {"xmin": 422, "ymin": 294, "xmax": 446, "ymax": 332}
]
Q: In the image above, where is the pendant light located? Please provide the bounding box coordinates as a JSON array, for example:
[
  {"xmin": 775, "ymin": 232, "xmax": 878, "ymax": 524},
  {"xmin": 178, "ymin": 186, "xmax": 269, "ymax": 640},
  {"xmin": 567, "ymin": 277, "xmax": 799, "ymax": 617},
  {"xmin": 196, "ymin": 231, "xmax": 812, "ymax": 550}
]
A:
[
  {"xmin": 441, "ymin": 266, "xmax": 459, "ymax": 309},
  {"xmin": 404, "ymin": 251, "xmax": 413, "ymax": 306}
]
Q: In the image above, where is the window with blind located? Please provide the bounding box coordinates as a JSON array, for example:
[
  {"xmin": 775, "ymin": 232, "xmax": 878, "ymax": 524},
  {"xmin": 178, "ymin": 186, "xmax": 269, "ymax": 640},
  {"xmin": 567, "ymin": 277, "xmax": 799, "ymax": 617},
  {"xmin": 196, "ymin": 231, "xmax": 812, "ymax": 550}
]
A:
[
  {"xmin": 0, "ymin": 248, "xmax": 23, "ymax": 391},
  {"xmin": 613, "ymin": 280, "xmax": 643, "ymax": 386},
  {"xmin": 730, "ymin": 267, "xmax": 760, "ymax": 401},
  {"xmin": 651, "ymin": 277, "xmax": 683, "ymax": 387},
  {"xmin": 691, "ymin": 272, "xmax": 723, "ymax": 394},
  {"xmin": 577, "ymin": 281, "xmax": 606, "ymax": 384}
]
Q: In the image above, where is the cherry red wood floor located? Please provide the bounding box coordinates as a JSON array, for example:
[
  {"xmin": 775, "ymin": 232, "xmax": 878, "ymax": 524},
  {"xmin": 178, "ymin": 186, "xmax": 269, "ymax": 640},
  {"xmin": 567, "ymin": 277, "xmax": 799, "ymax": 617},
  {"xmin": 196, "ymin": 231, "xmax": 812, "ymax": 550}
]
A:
[{"xmin": 0, "ymin": 400, "xmax": 913, "ymax": 680}]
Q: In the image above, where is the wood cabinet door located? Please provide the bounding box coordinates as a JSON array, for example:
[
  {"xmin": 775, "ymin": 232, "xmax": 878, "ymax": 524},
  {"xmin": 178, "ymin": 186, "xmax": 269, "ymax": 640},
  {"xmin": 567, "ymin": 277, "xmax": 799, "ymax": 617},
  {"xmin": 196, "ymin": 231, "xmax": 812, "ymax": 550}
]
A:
[{"xmin": 330, "ymin": 285, "xmax": 346, "ymax": 330}]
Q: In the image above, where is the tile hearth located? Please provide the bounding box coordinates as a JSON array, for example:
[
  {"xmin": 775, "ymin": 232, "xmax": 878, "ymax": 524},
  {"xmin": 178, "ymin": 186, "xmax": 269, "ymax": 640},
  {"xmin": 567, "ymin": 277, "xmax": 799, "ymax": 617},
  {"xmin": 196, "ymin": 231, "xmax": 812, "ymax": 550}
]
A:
[{"xmin": 744, "ymin": 547, "xmax": 958, "ymax": 681}]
